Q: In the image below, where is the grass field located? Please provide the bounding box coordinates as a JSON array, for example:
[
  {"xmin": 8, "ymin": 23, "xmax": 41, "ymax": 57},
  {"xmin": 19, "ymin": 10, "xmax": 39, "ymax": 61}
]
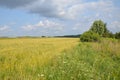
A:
[{"xmin": 0, "ymin": 38, "xmax": 120, "ymax": 80}]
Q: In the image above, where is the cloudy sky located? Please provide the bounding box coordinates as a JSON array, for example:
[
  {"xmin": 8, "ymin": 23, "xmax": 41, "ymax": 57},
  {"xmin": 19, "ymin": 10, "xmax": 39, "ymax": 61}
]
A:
[{"xmin": 0, "ymin": 0, "xmax": 120, "ymax": 36}]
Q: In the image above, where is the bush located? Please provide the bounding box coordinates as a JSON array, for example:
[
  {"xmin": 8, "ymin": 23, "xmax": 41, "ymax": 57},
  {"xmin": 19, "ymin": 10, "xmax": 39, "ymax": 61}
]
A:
[
  {"xmin": 102, "ymin": 32, "xmax": 115, "ymax": 38},
  {"xmin": 80, "ymin": 31, "xmax": 100, "ymax": 42}
]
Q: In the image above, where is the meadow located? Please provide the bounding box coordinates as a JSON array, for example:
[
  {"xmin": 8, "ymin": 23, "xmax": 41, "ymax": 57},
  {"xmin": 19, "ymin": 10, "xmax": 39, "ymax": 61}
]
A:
[{"xmin": 0, "ymin": 38, "xmax": 120, "ymax": 80}]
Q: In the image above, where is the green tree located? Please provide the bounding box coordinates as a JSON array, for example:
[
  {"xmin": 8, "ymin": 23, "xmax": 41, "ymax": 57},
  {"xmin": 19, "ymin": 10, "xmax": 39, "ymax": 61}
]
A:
[{"xmin": 90, "ymin": 20, "xmax": 109, "ymax": 36}]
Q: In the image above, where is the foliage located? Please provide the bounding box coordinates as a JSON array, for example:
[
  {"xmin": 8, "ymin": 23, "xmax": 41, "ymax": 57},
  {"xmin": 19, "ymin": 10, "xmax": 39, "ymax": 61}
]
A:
[
  {"xmin": 80, "ymin": 31, "xmax": 100, "ymax": 42},
  {"xmin": 80, "ymin": 20, "xmax": 115, "ymax": 42},
  {"xmin": 115, "ymin": 32, "xmax": 120, "ymax": 39},
  {"xmin": 103, "ymin": 32, "xmax": 115, "ymax": 38},
  {"xmin": 90, "ymin": 20, "xmax": 109, "ymax": 36}
]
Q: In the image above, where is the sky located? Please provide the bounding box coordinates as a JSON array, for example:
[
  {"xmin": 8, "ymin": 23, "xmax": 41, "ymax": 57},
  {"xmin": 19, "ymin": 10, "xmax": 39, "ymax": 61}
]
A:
[{"xmin": 0, "ymin": 0, "xmax": 120, "ymax": 37}]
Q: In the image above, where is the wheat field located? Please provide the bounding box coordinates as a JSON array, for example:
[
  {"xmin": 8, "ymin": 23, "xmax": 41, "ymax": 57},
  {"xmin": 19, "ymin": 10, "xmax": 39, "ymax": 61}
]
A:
[{"xmin": 0, "ymin": 38, "xmax": 79, "ymax": 80}]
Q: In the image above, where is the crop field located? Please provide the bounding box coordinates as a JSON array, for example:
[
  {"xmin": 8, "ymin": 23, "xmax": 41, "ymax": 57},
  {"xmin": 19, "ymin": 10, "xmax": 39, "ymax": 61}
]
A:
[
  {"xmin": 0, "ymin": 38, "xmax": 79, "ymax": 80},
  {"xmin": 0, "ymin": 38, "xmax": 120, "ymax": 80}
]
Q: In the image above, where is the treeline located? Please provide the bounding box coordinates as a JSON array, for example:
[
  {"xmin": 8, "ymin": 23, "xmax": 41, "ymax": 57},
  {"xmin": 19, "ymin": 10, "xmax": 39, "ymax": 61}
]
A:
[
  {"xmin": 0, "ymin": 35, "xmax": 81, "ymax": 38},
  {"xmin": 114, "ymin": 32, "xmax": 120, "ymax": 39},
  {"xmin": 55, "ymin": 34, "xmax": 80, "ymax": 38}
]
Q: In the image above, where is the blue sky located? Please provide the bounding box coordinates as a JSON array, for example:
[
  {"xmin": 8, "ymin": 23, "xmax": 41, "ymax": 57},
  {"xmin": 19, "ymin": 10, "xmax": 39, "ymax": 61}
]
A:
[{"xmin": 0, "ymin": 0, "xmax": 120, "ymax": 37}]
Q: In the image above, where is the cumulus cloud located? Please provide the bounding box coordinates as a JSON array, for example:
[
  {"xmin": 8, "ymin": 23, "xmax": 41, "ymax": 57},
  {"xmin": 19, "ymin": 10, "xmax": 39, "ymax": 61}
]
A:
[
  {"xmin": 22, "ymin": 20, "xmax": 64, "ymax": 31},
  {"xmin": 24, "ymin": 0, "xmax": 81, "ymax": 19},
  {"xmin": 0, "ymin": 0, "xmax": 119, "ymax": 34},
  {"xmin": 0, "ymin": 0, "xmax": 119, "ymax": 20},
  {"xmin": 0, "ymin": 25, "xmax": 9, "ymax": 31}
]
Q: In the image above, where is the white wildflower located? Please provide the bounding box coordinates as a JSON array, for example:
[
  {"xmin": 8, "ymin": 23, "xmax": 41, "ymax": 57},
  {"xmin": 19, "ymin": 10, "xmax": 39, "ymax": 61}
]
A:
[{"xmin": 40, "ymin": 74, "xmax": 44, "ymax": 77}]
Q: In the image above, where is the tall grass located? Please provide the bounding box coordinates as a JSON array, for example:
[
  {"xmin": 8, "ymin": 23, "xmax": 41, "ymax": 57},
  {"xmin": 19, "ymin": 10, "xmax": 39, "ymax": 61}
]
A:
[
  {"xmin": 0, "ymin": 38, "xmax": 79, "ymax": 80},
  {"xmin": 0, "ymin": 38, "xmax": 120, "ymax": 80}
]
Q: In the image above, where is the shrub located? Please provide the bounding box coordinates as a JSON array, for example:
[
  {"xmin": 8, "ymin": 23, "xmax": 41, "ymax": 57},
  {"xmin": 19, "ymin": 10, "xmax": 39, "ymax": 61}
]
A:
[
  {"xmin": 102, "ymin": 31, "xmax": 115, "ymax": 38},
  {"xmin": 80, "ymin": 31, "xmax": 100, "ymax": 42}
]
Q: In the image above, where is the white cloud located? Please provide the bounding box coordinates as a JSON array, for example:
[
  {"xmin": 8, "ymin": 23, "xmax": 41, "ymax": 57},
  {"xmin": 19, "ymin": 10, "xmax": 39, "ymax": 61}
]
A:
[
  {"xmin": 72, "ymin": 22, "xmax": 90, "ymax": 33},
  {"xmin": 22, "ymin": 20, "xmax": 64, "ymax": 31},
  {"xmin": 0, "ymin": 25, "xmax": 9, "ymax": 31},
  {"xmin": 109, "ymin": 21, "xmax": 120, "ymax": 33},
  {"xmin": 66, "ymin": 0, "xmax": 115, "ymax": 19},
  {"xmin": 22, "ymin": 25, "xmax": 36, "ymax": 31}
]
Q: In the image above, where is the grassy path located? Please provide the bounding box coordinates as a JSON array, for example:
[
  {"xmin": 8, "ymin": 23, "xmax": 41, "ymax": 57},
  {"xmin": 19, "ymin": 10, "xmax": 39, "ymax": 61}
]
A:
[{"xmin": 41, "ymin": 39, "xmax": 120, "ymax": 80}]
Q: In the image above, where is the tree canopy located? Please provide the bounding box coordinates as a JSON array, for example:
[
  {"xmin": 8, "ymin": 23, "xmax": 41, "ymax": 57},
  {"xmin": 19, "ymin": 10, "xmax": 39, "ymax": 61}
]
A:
[{"xmin": 90, "ymin": 20, "xmax": 109, "ymax": 36}]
